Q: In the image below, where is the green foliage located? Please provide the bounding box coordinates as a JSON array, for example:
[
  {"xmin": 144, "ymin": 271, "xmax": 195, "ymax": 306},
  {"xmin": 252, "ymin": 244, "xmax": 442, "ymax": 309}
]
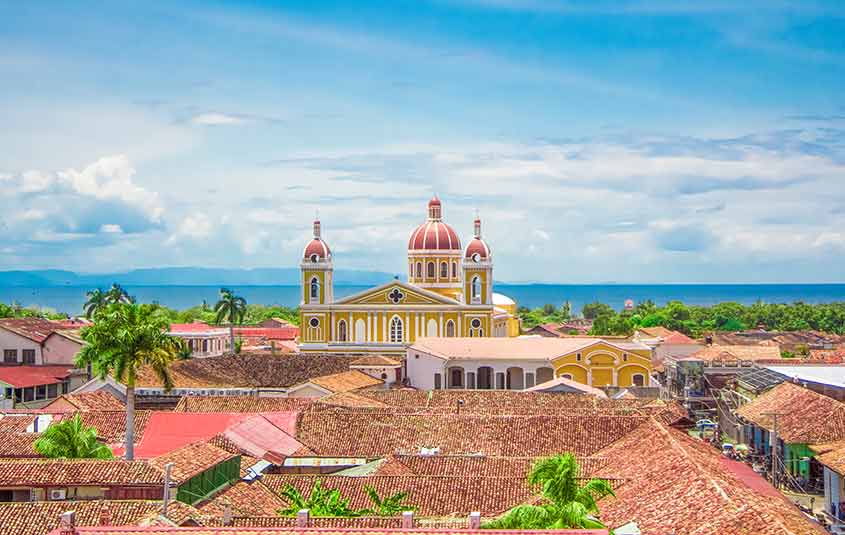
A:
[
  {"xmin": 34, "ymin": 414, "xmax": 113, "ymax": 459},
  {"xmin": 277, "ymin": 480, "xmax": 416, "ymax": 518},
  {"xmin": 518, "ymin": 299, "xmax": 845, "ymax": 338},
  {"xmin": 84, "ymin": 284, "xmax": 134, "ymax": 318},
  {"xmin": 482, "ymin": 453, "xmax": 614, "ymax": 530},
  {"xmin": 362, "ymin": 485, "xmax": 416, "ymax": 516}
]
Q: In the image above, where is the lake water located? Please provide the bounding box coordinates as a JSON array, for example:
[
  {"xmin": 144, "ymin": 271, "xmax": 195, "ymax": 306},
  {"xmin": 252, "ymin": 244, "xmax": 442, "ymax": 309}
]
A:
[{"xmin": 2, "ymin": 284, "xmax": 845, "ymax": 316}]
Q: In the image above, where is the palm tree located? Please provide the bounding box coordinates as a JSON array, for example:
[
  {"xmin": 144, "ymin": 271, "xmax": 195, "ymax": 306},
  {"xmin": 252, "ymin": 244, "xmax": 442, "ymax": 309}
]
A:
[
  {"xmin": 75, "ymin": 303, "xmax": 180, "ymax": 460},
  {"xmin": 482, "ymin": 453, "xmax": 614, "ymax": 530},
  {"xmin": 278, "ymin": 480, "xmax": 362, "ymax": 518},
  {"xmin": 363, "ymin": 485, "xmax": 416, "ymax": 516},
  {"xmin": 83, "ymin": 289, "xmax": 108, "ymax": 318},
  {"xmin": 214, "ymin": 288, "xmax": 246, "ymax": 354},
  {"xmin": 105, "ymin": 283, "xmax": 135, "ymax": 305},
  {"xmin": 34, "ymin": 413, "xmax": 113, "ymax": 459}
]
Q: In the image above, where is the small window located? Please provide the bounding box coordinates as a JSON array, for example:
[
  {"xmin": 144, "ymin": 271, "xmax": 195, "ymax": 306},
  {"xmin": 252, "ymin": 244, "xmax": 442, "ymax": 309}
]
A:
[
  {"xmin": 416, "ymin": 262, "xmax": 422, "ymax": 278},
  {"xmin": 445, "ymin": 320, "xmax": 455, "ymax": 337},
  {"xmin": 61, "ymin": 381, "xmax": 69, "ymax": 394},
  {"xmin": 471, "ymin": 319, "xmax": 481, "ymax": 328},
  {"xmin": 381, "ymin": 373, "xmax": 387, "ymax": 380},
  {"xmin": 440, "ymin": 262, "xmax": 448, "ymax": 278},
  {"xmin": 338, "ymin": 320, "xmax": 348, "ymax": 342},
  {"xmin": 427, "ymin": 262, "xmax": 435, "ymax": 279},
  {"xmin": 576, "ymin": 353, "xmax": 582, "ymax": 362},
  {"xmin": 623, "ymin": 353, "xmax": 628, "ymax": 362},
  {"xmin": 309, "ymin": 277, "xmax": 320, "ymax": 300},
  {"xmin": 471, "ymin": 276, "xmax": 482, "ymax": 303},
  {"xmin": 47, "ymin": 384, "xmax": 58, "ymax": 398},
  {"xmin": 310, "ymin": 253, "xmax": 319, "ymax": 263},
  {"xmin": 451, "ymin": 262, "xmax": 457, "ymax": 278},
  {"xmin": 3, "ymin": 350, "xmax": 16, "ymax": 363},
  {"xmin": 632, "ymin": 374, "xmax": 645, "ymax": 387},
  {"xmin": 561, "ymin": 374, "xmax": 573, "ymax": 380},
  {"xmin": 389, "ymin": 316, "xmax": 404, "ymax": 343},
  {"xmin": 22, "ymin": 349, "xmax": 35, "ymax": 364},
  {"xmin": 24, "ymin": 387, "xmax": 34, "ymax": 402},
  {"xmin": 309, "ymin": 317, "xmax": 320, "ymax": 328},
  {"xmin": 36, "ymin": 385, "xmax": 47, "ymax": 400},
  {"xmin": 434, "ymin": 373, "xmax": 442, "ymax": 390}
]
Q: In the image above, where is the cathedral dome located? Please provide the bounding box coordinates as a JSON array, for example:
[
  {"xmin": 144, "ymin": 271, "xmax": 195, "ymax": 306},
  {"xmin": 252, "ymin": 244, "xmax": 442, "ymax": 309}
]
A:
[
  {"xmin": 303, "ymin": 219, "xmax": 331, "ymax": 261},
  {"xmin": 408, "ymin": 196, "xmax": 461, "ymax": 251},
  {"xmin": 464, "ymin": 216, "xmax": 491, "ymax": 261}
]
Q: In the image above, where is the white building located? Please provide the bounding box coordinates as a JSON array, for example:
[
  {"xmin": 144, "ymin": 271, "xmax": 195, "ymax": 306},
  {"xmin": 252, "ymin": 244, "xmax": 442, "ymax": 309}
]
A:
[{"xmin": 167, "ymin": 322, "xmax": 231, "ymax": 357}]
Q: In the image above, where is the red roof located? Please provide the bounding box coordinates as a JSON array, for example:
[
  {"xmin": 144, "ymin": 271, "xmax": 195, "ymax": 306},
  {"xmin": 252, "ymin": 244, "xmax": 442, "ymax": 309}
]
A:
[
  {"xmin": 169, "ymin": 322, "xmax": 224, "ymax": 333},
  {"xmin": 303, "ymin": 238, "xmax": 331, "ymax": 260},
  {"xmin": 409, "ymin": 221, "xmax": 460, "ymax": 251},
  {"xmin": 233, "ymin": 327, "xmax": 299, "ymax": 341},
  {"xmin": 0, "ymin": 318, "xmax": 63, "ymax": 343},
  {"xmin": 465, "ymin": 237, "xmax": 491, "ymax": 259},
  {"xmin": 0, "ymin": 365, "xmax": 73, "ymax": 387},
  {"xmin": 133, "ymin": 411, "xmax": 302, "ymax": 459},
  {"xmin": 50, "ymin": 528, "xmax": 606, "ymax": 535}
]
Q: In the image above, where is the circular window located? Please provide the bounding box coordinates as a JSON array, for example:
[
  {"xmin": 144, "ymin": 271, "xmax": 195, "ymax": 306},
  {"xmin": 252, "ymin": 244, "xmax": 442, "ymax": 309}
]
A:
[
  {"xmin": 472, "ymin": 253, "xmax": 481, "ymax": 263},
  {"xmin": 381, "ymin": 373, "xmax": 387, "ymax": 380},
  {"xmin": 309, "ymin": 317, "xmax": 320, "ymax": 327},
  {"xmin": 310, "ymin": 254, "xmax": 319, "ymax": 262},
  {"xmin": 471, "ymin": 319, "xmax": 481, "ymax": 328}
]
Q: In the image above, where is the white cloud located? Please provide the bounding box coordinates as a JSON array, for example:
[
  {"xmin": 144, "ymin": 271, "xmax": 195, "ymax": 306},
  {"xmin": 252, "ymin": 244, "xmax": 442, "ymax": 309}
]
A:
[
  {"xmin": 167, "ymin": 212, "xmax": 214, "ymax": 243},
  {"xmin": 532, "ymin": 229, "xmax": 550, "ymax": 241},
  {"xmin": 99, "ymin": 224, "xmax": 124, "ymax": 234},
  {"xmin": 191, "ymin": 112, "xmax": 248, "ymax": 126}
]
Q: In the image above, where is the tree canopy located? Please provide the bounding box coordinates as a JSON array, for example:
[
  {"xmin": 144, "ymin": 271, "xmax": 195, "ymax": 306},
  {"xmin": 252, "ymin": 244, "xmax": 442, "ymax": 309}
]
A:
[{"xmin": 34, "ymin": 414, "xmax": 113, "ymax": 459}]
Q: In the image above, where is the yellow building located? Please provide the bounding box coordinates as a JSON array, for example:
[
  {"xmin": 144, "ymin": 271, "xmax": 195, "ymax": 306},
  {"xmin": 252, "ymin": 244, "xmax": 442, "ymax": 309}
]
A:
[{"xmin": 299, "ymin": 197, "xmax": 519, "ymax": 354}]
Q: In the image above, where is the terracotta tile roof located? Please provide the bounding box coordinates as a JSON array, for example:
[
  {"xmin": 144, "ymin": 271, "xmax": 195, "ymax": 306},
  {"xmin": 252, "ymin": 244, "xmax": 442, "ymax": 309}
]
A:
[
  {"xmin": 233, "ymin": 326, "xmax": 299, "ymax": 342},
  {"xmin": 0, "ymin": 458, "xmax": 164, "ymax": 486},
  {"xmin": 50, "ymin": 528, "xmax": 604, "ymax": 535},
  {"xmin": 0, "ymin": 365, "xmax": 74, "ymax": 387},
  {"xmin": 637, "ymin": 326, "xmax": 674, "ymax": 338},
  {"xmin": 173, "ymin": 396, "xmax": 313, "ymax": 413},
  {"xmin": 47, "ymin": 391, "xmax": 125, "ymax": 411},
  {"xmin": 811, "ymin": 440, "xmax": 845, "ymax": 474},
  {"xmin": 350, "ymin": 355, "xmax": 401, "ymax": 367},
  {"xmin": 0, "ymin": 500, "xmax": 203, "ymax": 535},
  {"xmin": 690, "ymin": 344, "xmax": 782, "ymax": 362},
  {"xmin": 305, "ymin": 370, "xmax": 384, "ymax": 394},
  {"xmin": 0, "ymin": 432, "xmax": 40, "ymax": 457},
  {"xmin": 0, "ymin": 318, "xmax": 63, "ymax": 343},
  {"xmin": 352, "ymin": 390, "xmax": 658, "ymax": 416},
  {"xmin": 197, "ymin": 480, "xmax": 285, "ymax": 518},
  {"xmin": 56, "ymin": 410, "xmax": 152, "ymax": 445},
  {"xmin": 0, "ymin": 414, "xmax": 36, "ymax": 432},
  {"xmin": 261, "ymin": 474, "xmax": 535, "ymax": 516},
  {"xmin": 316, "ymin": 392, "xmax": 389, "ymax": 409},
  {"xmin": 736, "ymin": 381, "xmax": 845, "ymax": 444},
  {"xmin": 295, "ymin": 411, "xmax": 647, "ymax": 457},
  {"xmin": 149, "ymin": 441, "xmax": 239, "ymax": 484},
  {"xmin": 524, "ymin": 376, "xmax": 608, "ymax": 397},
  {"xmin": 377, "ymin": 454, "xmax": 608, "ymax": 479},
  {"xmin": 411, "ymin": 337, "xmax": 649, "ymax": 361},
  {"xmin": 134, "ymin": 353, "xmax": 353, "ymax": 389},
  {"xmin": 592, "ymin": 420, "xmax": 826, "ymax": 535}
]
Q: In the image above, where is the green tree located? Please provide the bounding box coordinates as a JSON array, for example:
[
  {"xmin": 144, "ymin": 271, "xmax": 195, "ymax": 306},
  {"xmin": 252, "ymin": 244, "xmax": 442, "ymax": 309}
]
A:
[
  {"xmin": 278, "ymin": 479, "xmax": 362, "ymax": 518},
  {"xmin": 83, "ymin": 289, "xmax": 108, "ymax": 318},
  {"xmin": 105, "ymin": 283, "xmax": 135, "ymax": 305},
  {"xmin": 363, "ymin": 485, "xmax": 416, "ymax": 516},
  {"xmin": 75, "ymin": 303, "xmax": 180, "ymax": 460},
  {"xmin": 214, "ymin": 288, "xmax": 247, "ymax": 354},
  {"xmin": 34, "ymin": 413, "xmax": 113, "ymax": 459},
  {"xmin": 582, "ymin": 302, "xmax": 614, "ymax": 320},
  {"xmin": 482, "ymin": 453, "xmax": 614, "ymax": 530}
]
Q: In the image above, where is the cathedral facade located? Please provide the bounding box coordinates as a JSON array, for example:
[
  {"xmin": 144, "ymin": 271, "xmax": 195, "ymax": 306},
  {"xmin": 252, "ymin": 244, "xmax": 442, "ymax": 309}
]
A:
[{"xmin": 299, "ymin": 196, "xmax": 520, "ymax": 354}]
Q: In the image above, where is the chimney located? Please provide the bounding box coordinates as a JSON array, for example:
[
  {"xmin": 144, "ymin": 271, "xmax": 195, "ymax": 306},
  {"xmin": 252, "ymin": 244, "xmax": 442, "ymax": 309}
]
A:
[
  {"xmin": 99, "ymin": 504, "xmax": 112, "ymax": 526},
  {"xmin": 296, "ymin": 509, "xmax": 310, "ymax": 527},
  {"xmin": 401, "ymin": 511, "xmax": 414, "ymax": 529},
  {"xmin": 59, "ymin": 511, "xmax": 76, "ymax": 535},
  {"xmin": 222, "ymin": 502, "xmax": 233, "ymax": 526},
  {"xmin": 469, "ymin": 512, "xmax": 481, "ymax": 529}
]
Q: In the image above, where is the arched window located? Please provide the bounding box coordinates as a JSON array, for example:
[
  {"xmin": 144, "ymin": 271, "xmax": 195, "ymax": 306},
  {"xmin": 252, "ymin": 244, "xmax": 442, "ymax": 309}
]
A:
[
  {"xmin": 632, "ymin": 374, "xmax": 645, "ymax": 387},
  {"xmin": 427, "ymin": 262, "xmax": 435, "ymax": 279},
  {"xmin": 389, "ymin": 316, "xmax": 404, "ymax": 343},
  {"xmin": 310, "ymin": 277, "xmax": 320, "ymax": 301},
  {"xmin": 561, "ymin": 373, "xmax": 573, "ymax": 380},
  {"xmin": 440, "ymin": 262, "xmax": 448, "ymax": 279},
  {"xmin": 337, "ymin": 320, "xmax": 347, "ymax": 342},
  {"xmin": 415, "ymin": 262, "xmax": 422, "ymax": 278},
  {"xmin": 451, "ymin": 262, "xmax": 457, "ymax": 278},
  {"xmin": 445, "ymin": 320, "xmax": 455, "ymax": 337},
  {"xmin": 471, "ymin": 276, "xmax": 482, "ymax": 303}
]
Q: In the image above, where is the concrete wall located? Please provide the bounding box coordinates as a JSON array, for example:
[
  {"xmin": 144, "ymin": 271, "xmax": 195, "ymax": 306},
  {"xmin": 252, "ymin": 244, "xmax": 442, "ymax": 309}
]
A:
[
  {"xmin": 0, "ymin": 328, "xmax": 41, "ymax": 364},
  {"xmin": 42, "ymin": 334, "xmax": 83, "ymax": 365}
]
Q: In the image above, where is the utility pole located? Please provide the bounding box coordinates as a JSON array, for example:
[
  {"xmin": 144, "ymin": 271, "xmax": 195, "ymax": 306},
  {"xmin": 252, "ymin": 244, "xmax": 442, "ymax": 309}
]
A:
[
  {"xmin": 763, "ymin": 412, "xmax": 782, "ymax": 489},
  {"xmin": 162, "ymin": 462, "xmax": 173, "ymax": 517}
]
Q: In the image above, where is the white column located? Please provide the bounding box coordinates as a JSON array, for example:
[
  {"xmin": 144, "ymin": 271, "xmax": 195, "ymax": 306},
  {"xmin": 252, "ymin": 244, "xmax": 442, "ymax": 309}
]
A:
[
  {"xmin": 439, "ymin": 312, "xmax": 443, "ymax": 336},
  {"xmin": 366, "ymin": 313, "xmax": 372, "ymax": 342},
  {"xmin": 458, "ymin": 315, "xmax": 462, "ymax": 337},
  {"xmin": 382, "ymin": 313, "xmax": 387, "ymax": 342},
  {"xmin": 405, "ymin": 313, "xmax": 410, "ymax": 342}
]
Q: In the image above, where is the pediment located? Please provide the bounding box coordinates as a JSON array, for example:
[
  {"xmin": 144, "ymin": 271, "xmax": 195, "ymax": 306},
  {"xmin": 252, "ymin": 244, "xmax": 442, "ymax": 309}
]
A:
[{"xmin": 335, "ymin": 280, "xmax": 460, "ymax": 306}]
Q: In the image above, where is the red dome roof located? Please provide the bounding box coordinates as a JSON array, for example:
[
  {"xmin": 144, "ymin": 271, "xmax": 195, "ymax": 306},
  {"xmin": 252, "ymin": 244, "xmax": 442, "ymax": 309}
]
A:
[
  {"xmin": 303, "ymin": 239, "xmax": 330, "ymax": 261},
  {"xmin": 303, "ymin": 219, "xmax": 331, "ymax": 261},
  {"xmin": 408, "ymin": 221, "xmax": 461, "ymax": 251},
  {"xmin": 465, "ymin": 237, "xmax": 490, "ymax": 260}
]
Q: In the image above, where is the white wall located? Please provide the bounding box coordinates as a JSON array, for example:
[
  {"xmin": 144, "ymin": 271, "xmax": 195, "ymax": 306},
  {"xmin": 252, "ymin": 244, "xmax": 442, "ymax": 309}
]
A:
[
  {"xmin": 405, "ymin": 349, "xmax": 446, "ymax": 390},
  {"xmin": 42, "ymin": 334, "xmax": 83, "ymax": 365},
  {"xmin": 351, "ymin": 366, "xmax": 399, "ymax": 386},
  {"xmin": 0, "ymin": 328, "xmax": 41, "ymax": 364},
  {"xmin": 405, "ymin": 347, "xmax": 552, "ymax": 390}
]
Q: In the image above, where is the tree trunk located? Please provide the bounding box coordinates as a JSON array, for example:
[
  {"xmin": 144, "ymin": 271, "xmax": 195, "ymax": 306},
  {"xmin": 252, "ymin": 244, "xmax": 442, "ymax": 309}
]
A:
[
  {"xmin": 125, "ymin": 383, "xmax": 135, "ymax": 460},
  {"xmin": 229, "ymin": 324, "xmax": 235, "ymax": 354}
]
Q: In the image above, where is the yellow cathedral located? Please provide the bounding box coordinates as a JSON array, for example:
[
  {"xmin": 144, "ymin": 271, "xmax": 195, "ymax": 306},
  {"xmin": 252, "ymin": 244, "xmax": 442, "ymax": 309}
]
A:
[{"xmin": 299, "ymin": 196, "xmax": 520, "ymax": 354}]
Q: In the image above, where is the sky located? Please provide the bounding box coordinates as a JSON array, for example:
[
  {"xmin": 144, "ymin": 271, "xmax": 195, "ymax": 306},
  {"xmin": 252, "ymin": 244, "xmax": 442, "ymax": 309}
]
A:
[{"xmin": 1, "ymin": 0, "xmax": 844, "ymax": 283}]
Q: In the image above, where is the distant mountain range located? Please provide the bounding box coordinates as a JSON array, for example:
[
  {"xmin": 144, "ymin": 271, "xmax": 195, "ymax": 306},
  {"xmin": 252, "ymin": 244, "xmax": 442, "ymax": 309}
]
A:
[{"xmin": 0, "ymin": 268, "xmax": 400, "ymax": 287}]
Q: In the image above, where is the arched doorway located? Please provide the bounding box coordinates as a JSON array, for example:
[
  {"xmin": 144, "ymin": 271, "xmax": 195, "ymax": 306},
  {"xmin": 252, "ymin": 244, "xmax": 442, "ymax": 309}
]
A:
[
  {"xmin": 536, "ymin": 367, "xmax": 554, "ymax": 385},
  {"xmin": 427, "ymin": 319, "xmax": 438, "ymax": 337},
  {"xmin": 477, "ymin": 366, "xmax": 493, "ymax": 390},
  {"xmin": 506, "ymin": 367, "xmax": 524, "ymax": 390},
  {"xmin": 448, "ymin": 366, "xmax": 465, "ymax": 388}
]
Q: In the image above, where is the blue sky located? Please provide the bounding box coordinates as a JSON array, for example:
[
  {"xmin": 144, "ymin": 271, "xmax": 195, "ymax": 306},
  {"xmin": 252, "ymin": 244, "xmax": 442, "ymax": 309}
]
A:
[{"xmin": 1, "ymin": 0, "xmax": 844, "ymax": 283}]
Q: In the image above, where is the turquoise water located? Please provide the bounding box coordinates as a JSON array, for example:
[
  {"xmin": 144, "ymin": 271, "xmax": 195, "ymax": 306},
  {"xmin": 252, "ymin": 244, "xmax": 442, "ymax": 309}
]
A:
[{"xmin": 2, "ymin": 284, "xmax": 845, "ymax": 316}]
